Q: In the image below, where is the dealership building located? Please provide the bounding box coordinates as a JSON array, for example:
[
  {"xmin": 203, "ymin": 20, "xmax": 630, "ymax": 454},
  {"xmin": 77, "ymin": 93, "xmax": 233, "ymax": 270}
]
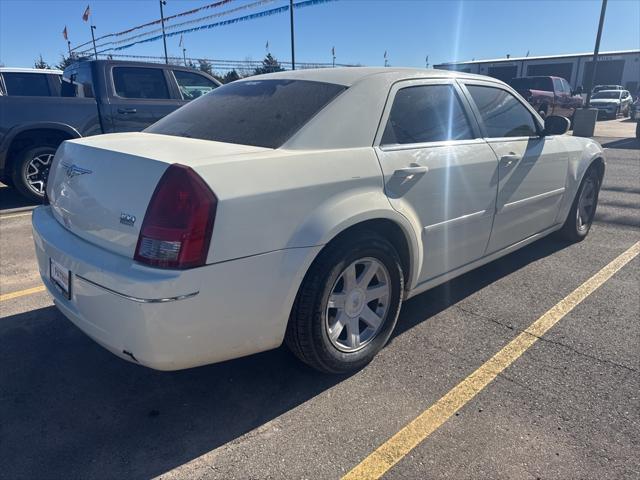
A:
[{"xmin": 435, "ymin": 49, "xmax": 640, "ymax": 93}]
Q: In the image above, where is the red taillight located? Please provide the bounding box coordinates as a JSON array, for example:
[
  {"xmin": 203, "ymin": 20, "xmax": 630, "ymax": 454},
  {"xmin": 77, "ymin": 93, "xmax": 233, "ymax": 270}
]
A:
[{"xmin": 134, "ymin": 164, "xmax": 217, "ymax": 269}]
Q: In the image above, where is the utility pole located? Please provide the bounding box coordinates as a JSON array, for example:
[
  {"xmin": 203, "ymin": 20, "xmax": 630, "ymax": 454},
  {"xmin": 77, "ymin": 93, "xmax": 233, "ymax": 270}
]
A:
[
  {"xmin": 584, "ymin": 0, "xmax": 608, "ymax": 108},
  {"xmin": 67, "ymin": 40, "xmax": 72, "ymax": 58},
  {"xmin": 289, "ymin": 0, "xmax": 295, "ymax": 70},
  {"xmin": 159, "ymin": 0, "xmax": 169, "ymax": 64},
  {"xmin": 425, "ymin": 55, "xmax": 429, "ymax": 69},
  {"xmin": 90, "ymin": 25, "xmax": 97, "ymax": 59},
  {"xmin": 183, "ymin": 48, "xmax": 187, "ymax": 67},
  {"xmin": 332, "ymin": 47, "xmax": 336, "ymax": 68}
]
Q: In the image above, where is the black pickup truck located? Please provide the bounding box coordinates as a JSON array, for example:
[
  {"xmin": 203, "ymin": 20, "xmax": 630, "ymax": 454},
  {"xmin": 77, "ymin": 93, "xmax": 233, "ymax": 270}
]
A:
[{"xmin": 0, "ymin": 60, "xmax": 220, "ymax": 201}]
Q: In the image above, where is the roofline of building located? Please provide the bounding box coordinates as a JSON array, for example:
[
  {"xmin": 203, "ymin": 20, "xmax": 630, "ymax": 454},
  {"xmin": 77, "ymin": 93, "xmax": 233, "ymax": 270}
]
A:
[{"xmin": 435, "ymin": 49, "xmax": 640, "ymax": 66}]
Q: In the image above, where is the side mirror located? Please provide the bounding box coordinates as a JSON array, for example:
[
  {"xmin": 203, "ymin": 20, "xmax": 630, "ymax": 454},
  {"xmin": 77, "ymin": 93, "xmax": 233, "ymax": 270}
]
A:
[{"xmin": 543, "ymin": 115, "xmax": 570, "ymax": 136}]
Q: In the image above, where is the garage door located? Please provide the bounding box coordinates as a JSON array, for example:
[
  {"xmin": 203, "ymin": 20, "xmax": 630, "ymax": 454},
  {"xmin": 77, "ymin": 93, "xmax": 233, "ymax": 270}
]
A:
[
  {"xmin": 526, "ymin": 63, "xmax": 573, "ymax": 83},
  {"xmin": 487, "ymin": 65, "xmax": 518, "ymax": 82},
  {"xmin": 582, "ymin": 60, "xmax": 625, "ymax": 87}
]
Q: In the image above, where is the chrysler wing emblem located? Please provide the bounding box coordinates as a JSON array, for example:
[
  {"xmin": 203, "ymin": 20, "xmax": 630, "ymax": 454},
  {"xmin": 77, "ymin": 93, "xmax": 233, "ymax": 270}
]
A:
[{"xmin": 61, "ymin": 162, "xmax": 92, "ymax": 179}]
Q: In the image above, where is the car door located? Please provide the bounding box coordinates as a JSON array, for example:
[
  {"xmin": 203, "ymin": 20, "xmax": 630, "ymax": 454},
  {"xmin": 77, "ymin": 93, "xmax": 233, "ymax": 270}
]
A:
[
  {"xmin": 375, "ymin": 80, "xmax": 499, "ymax": 283},
  {"xmin": 109, "ymin": 66, "xmax": 181, "ymax": 132},
  {"xmin": 461, "ymin": 81, "xmax": 569, "ymax": 254}
]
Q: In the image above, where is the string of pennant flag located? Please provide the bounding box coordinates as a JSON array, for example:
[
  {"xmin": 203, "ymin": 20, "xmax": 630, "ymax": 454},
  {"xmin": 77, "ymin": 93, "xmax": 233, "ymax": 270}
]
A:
[
  {"xmin": 84, "ymin": 0, "xmax": 335, "ymax": 55},
  {"xmin": 78, "ymin": 0, "xmax": 279, "ymax": 54},
  {"xmin": 70, "ymin": 0, "xmax": 233, "ymax": 51}
]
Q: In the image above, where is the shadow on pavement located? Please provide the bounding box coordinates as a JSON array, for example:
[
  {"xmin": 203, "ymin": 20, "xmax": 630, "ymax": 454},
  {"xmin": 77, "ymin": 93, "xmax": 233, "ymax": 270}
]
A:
[
  {"xmin": 0, "ymin": 235, "xmax": 571, "ymax": 480},
  {"xmin": 0, "ymin": 184, "xmax": 38, "ymax": 211},
  {"xmin": 600, "ymin": 137, "xmax": 640, "ymax": 150}
]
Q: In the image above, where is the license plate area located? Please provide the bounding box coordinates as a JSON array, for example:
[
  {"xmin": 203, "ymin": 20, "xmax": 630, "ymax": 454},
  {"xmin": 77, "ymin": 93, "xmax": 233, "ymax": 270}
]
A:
[{"xmin": 50, "ymin": 258, "xmax": 71, "ymax": 299}]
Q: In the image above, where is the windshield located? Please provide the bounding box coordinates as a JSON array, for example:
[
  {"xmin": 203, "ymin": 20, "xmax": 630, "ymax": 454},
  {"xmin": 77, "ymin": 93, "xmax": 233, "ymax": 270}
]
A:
[
  {"xmin": 146, "ymin": 79, "xmax": 346, "ymax": 148},
  {"xmin": 510, "ymin": 77, "xmax": 553, "ymax": 92},
  {"xmin": 592, "ymin": 91, "xmax": 621, "ymax": 99}
]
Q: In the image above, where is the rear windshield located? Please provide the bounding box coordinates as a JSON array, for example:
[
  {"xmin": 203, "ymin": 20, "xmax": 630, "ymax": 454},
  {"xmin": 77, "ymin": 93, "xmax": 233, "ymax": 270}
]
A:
[
  {"xmin": 509, "ymin": 77, "xmax": 553, "ymax": 92},
  {"xmin": 146, "ymin": 79, "xmax": 347, "ymax": 148},
  {"xmin": 592, "ymin": 91, "xmax": 621, "ymax": 99}
]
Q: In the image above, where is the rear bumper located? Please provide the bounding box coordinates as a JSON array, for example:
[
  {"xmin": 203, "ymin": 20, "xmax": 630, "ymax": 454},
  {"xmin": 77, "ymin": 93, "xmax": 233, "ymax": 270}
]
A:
[{"xmin": 32, "ymin": 206, "xmax": 320, "ymax": 370}]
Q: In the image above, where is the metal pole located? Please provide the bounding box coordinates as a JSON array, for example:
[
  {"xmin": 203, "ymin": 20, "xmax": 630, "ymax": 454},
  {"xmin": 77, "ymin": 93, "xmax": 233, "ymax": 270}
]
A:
[
  {"xmin": 90, "ymin": 25, "xmax": 97, "ymax": 59},
  {"xmin": 289, "ymin": 0, "xmax": 295, "ymax": 70},
  {"xmin": 67, "ymin": 40, "xmax": 72, "ymax": 57},
  {"xmin": 584, "ymin": 0, "xmax": 608, "ymax": 108},
  {"xmin": 183, "ymin": 48, "xmax": 187, "ymax": 67},
  {"xmin": 160, "ymin": 0, "xmax": 169, "ymax": 64}
]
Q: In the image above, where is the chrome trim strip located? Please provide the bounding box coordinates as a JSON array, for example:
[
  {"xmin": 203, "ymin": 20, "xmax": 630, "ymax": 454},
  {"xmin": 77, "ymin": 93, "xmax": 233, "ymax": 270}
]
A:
[
  {"xmin": 75, "ymin": 274, "xmax": 199, "ymax": 303},
  {"xmin": 501, "ymin": 187, "xmax": 565, "ymax": 213},
  {"xmin": 424, "ymin": 209, "xmax": 488, "ymax": 232},
  {"xmin": 379, "ymin": 138, "xmax": 486, "ymax": 152}
]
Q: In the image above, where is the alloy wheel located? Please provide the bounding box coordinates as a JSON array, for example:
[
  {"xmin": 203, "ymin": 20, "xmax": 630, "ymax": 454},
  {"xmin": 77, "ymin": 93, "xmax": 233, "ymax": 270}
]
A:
[
  {"xmin": 24, "ymin": 153, "xmax": 54, "ymax": 196},
  {"xmin": 325, "ymin": 257, "xmax": 390, "ymax": 352},
  {"xmin": 576, "ymin": 176, "xmax": 597, "ymax": 232}
]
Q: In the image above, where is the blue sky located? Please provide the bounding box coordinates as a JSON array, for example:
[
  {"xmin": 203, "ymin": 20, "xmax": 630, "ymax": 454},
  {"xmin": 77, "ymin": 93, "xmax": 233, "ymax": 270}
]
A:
[{"xmin": 0, "ymin": 0, "xmax": 638, "ymax": 69}]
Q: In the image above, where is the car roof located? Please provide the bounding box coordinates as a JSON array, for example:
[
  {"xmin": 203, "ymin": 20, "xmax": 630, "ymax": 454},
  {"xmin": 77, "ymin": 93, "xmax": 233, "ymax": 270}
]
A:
[
  {"xmin": 0, "ymin": 67, "xmax": 62, "ymax": 74},
  {"xmin": 241, "ymin": 66, "xmax": 492, "ymax": 87},
  {"xmin": 595, "ymin": 89, "xmax": 623, "ymax": 93}
]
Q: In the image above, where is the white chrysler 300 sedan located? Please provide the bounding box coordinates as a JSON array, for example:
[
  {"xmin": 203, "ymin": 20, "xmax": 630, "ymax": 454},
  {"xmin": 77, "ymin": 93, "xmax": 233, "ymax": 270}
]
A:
[{"xmin": 33, "ymin": 68, "xmax": 604, "ymax": 373}]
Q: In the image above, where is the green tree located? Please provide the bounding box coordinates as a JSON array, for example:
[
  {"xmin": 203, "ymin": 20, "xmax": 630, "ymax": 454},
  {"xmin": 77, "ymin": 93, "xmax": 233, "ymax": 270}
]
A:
[
  {"xmin": 56, "ymin": 54, "xmax": 76, "ymax": 70},
  {"xmin": 34, "ymin": 54, "xmax": 50, "ymax": 69},
  {"xmin": 197, "ymin": 59, "xmax": 213, "ymax": 75},
  {"xmin": 222, "ymin": 69, "xmax": 240, "ymax": 83},
  {"xmin": 253, "ymin": 53, "xmax": 284, "ymax": 75}
]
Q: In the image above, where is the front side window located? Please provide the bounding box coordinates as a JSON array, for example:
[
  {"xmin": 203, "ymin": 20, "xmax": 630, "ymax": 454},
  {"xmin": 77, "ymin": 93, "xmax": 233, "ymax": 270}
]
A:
[
  {"xmin": 3, "ymin": 72, "xmax": 50, "ymax": 96},
  {"xmin": 113, "ymin": 67, "xmax": 169, "ymax": 99},
  {"xmin": 381, "ymin": 85, "xmax": 473, "ymax": 145},
  {"xmin": 173, "ymin": 70, "xmax": 218, "ymax": 100},
  {"xmin": 146, "ymin": 79, "xmax": 346, "ymax": 148},
  {"xmin": 467, "ymin": 85, "xmax": 538, "ymax": 138}
]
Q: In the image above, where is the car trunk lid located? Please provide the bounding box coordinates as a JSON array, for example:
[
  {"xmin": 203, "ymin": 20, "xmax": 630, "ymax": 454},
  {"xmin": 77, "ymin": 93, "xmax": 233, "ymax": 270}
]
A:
[{"xmin": 47, "ymin": 132, "xmax": 267, "ymax": 259}]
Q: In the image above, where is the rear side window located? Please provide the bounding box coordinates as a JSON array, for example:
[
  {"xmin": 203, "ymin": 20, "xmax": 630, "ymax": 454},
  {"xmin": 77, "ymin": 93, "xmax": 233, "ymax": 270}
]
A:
[
  {"xmin": 381, "ymin": 85, "xmax": 473, "ymax": 145},
  {"xmin": 467, "ymin": 85, "xmax": 538, "ymax": 138},
  {"xmin": 113, "ymin": 67, "xmax": 169, "ymax": 99},
  {"xmin": 173, "ymin": 70, "xmax": 218, "ymax": 100},
  {"xmin": 146, "ymin": 79, "xmax": 346, "ymax": 148},
  {"xmin": 3, "ymin": 72, "xmax": 50, "ymax": 96}
]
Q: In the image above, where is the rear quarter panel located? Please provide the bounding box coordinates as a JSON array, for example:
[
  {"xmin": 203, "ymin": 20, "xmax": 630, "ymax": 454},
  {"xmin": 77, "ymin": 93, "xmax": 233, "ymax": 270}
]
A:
[{"xmin": 191, "ymin": 148, "xmax": 420, "ymax": 284}]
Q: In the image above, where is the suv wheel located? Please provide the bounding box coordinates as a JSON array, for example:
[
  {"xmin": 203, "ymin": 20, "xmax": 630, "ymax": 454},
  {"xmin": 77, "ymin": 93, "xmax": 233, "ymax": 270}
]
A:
[
  {"xmin": 12, "ymin": 145, "xmax": 57, "ymax": 202},
  {"xmin": 286, "ymin": 231, "xmax": 404, "ymax": 374}
]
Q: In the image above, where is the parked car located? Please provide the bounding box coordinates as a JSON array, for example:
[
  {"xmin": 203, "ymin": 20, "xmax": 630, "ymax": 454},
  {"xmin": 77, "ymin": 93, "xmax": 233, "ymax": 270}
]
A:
[
  {"xmin": 509, "ymin": 75, "xmax": 583, "ymax": 120},
  {"xmin": 33, "ymin": 68, "xmax": 604, "ymax": 374},
  {"xmin": 592, "ymin": 84, "xmax": 624, "ymax": 93},
  {"xmin": 0, "ymin": 60, "xmax": 220, "ymax": 201},
  {"xmin": 0, "ymin": 67, "xmax": 63, "ymax": 97},
  {"xmin": 590, "ymin": 89, "xmax": 633, "ymax": 119}
]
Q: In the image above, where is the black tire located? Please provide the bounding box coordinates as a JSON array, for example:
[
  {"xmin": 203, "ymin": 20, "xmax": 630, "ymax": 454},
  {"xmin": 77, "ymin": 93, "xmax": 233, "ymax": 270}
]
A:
[
  {"xmin": 556, "ymin": 167, "xmax": 601, "ymax": 242},
  {"xmin": 285, "ymin": 231, "xmax": 404, "ymax": 374},
  {"xmin": 11, "ymin": 144, "xmax": 57, "ymax": 202}
]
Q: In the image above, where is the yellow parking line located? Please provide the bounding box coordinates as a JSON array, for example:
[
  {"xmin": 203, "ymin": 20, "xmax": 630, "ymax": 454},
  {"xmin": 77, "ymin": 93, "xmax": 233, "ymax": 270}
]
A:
[
  {"xmin": 0, "ymin": 285, "xmax": 46, "ymax": 302},
  {"xmin": 343, "ymin": 241, "xmax": 640, "ymax": 480},
  {"xmin": 0, "ymin": 211, "xmax": 33, "ymax": 220}
]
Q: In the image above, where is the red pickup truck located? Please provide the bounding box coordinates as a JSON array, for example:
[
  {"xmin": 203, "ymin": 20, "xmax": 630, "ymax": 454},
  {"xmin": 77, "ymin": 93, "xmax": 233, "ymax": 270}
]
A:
[{"xmin": 509, "ymin": 76, "xmax": 584, "ymax": 120}]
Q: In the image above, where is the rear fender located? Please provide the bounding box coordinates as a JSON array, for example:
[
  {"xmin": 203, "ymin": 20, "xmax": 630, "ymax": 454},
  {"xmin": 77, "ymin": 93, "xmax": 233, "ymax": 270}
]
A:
[{"xmin": 287, "ymin": 189, "xmax": 423, "ymax": 291}]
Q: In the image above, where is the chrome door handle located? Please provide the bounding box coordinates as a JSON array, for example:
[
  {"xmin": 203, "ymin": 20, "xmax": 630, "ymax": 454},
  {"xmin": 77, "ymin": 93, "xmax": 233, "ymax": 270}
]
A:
[
  {"xmin": 500, "ymin": 154, "xmax": 521, "ymax": 167},
  {"xmin": 394, "ymin": 166, "xmax": 429, "ymax": 177}
]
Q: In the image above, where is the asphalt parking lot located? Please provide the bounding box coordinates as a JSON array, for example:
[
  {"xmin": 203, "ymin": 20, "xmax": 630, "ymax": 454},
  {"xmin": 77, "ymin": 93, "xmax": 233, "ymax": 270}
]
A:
[{"xmin": 0, "ymin": 119, "xmax": 638, "ymax": 479}]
